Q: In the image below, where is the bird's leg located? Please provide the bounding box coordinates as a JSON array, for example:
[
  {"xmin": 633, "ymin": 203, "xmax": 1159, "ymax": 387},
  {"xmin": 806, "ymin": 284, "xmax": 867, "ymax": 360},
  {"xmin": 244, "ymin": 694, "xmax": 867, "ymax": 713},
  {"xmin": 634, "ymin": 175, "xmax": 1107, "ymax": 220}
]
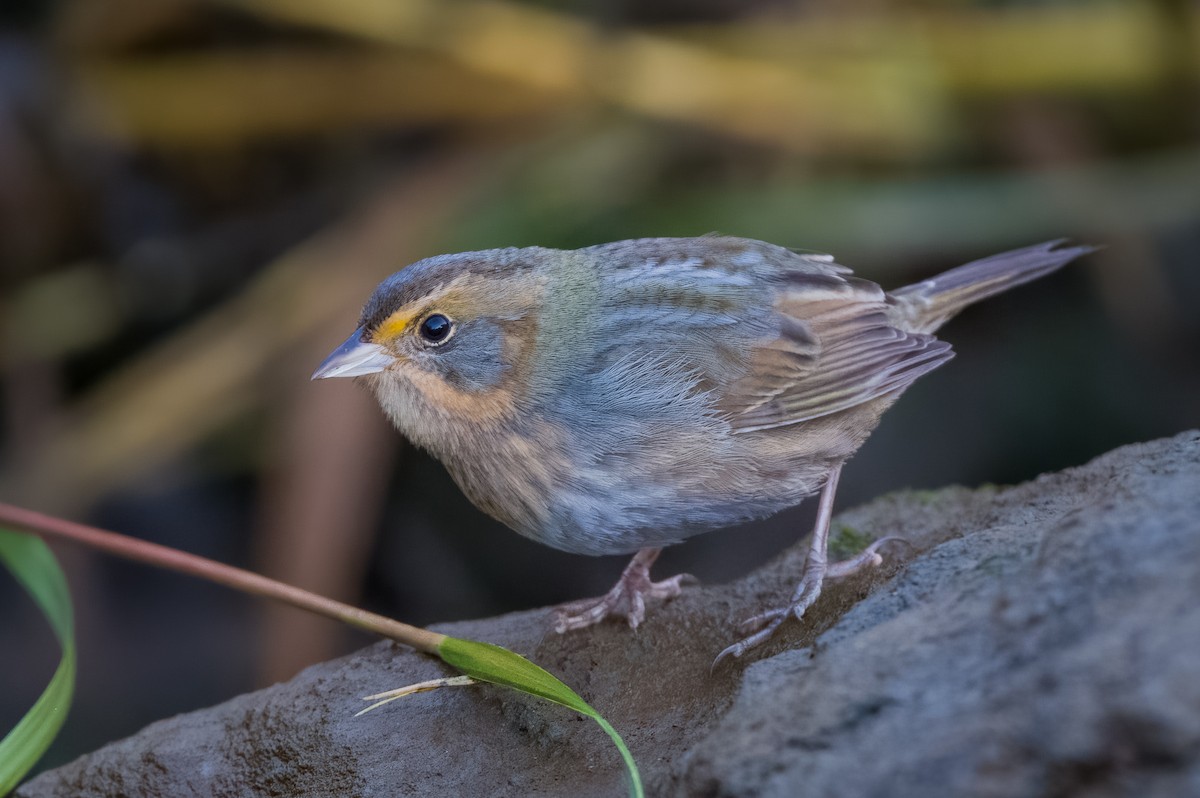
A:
[
  {"xmin": 714, "ymin": 466, "xmax": 902, "ymax": 666},
  {"xmin": 554, "ymin": 547, "xmax": 691, "ymax": 633}
]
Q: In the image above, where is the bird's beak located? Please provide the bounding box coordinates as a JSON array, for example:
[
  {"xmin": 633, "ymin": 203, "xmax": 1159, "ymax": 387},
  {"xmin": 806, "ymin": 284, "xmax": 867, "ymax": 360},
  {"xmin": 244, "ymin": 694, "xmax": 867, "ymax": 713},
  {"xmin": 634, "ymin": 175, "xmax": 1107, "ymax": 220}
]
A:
[{"xmin": 311, "ymin": 328, "xmax": 395, "ymax": 380}]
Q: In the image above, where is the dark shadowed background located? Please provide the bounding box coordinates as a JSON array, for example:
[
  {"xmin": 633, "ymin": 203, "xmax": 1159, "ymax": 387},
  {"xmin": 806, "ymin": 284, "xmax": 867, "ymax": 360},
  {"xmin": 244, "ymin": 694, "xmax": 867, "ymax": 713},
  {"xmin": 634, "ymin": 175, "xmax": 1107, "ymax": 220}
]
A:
[{"xmin": 2, "ymin": 0, "xmax": 1198, "ymax": 777}]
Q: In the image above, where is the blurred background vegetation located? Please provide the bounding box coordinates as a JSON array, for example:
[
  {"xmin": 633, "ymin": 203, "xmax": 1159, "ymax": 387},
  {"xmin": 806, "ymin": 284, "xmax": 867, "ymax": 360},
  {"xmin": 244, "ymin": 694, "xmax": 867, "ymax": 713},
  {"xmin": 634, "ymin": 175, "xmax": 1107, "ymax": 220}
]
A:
[{"xmin": 1, "ymin": 0, "xmax": 1197, "ymax": 776}]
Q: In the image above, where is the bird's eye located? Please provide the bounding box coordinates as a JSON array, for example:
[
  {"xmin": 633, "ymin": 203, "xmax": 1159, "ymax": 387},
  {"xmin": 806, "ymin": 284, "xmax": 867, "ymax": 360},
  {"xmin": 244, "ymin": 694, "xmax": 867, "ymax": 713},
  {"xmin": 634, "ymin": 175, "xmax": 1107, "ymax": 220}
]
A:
[{"xmin": 418, "ymin": 313, "xmax": 453, "ymax": 345}]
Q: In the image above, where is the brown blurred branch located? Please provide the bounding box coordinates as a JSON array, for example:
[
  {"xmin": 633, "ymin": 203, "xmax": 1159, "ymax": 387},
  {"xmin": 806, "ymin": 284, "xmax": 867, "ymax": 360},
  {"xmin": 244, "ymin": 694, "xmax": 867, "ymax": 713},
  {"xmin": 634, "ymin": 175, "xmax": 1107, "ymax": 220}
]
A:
[
  {"xmin": 54, "ymin": 0, "xmax": 201, "ymax": 53},
  {"xmin": 76, "ymin": 49, "xmax": 563, "ymax": 147},
  {"xmin": 250, "ymin": 286, "xmax": 401, "ymax": 684}
]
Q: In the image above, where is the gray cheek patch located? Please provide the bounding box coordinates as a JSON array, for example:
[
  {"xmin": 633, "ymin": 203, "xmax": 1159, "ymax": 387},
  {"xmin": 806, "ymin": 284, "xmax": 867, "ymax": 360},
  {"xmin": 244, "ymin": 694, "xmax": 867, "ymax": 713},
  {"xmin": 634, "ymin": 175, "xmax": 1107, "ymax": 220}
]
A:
[{"xmin": 426, "ymin": 319, "xmax": 509, "ymax": 392}]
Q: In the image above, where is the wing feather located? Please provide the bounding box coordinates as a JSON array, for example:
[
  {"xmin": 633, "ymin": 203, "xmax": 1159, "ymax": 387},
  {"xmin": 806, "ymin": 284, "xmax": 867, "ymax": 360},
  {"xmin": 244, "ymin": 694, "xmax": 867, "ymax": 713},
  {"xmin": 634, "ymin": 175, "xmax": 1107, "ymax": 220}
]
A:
[
  {"xmin": 721, "ymin": 268, "xmax": 953, "ymax": 432},
  {"xmin": 587, "ymin": 237, "xmax": 954, "ymax": 433}
]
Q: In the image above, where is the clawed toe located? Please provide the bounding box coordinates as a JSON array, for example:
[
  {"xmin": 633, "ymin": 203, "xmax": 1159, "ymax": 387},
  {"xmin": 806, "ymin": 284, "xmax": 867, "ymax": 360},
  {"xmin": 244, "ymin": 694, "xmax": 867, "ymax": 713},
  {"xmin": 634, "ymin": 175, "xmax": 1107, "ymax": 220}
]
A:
[
  {"xmin": 715, "ymin": 591, "xmax": 817, "ymax": 669},
  {"xmin": 554, "ymin": 597, "xmax": 617, "ymax": 633},
  {"xmin": 716, "ymin": 525, "xmax": 907, "ymax": 668},
  {"xmin": 554, "ymin": 573, "xmax": 688, "ymax": 633},
  {"xmin": 713, "ymin": 614, "xmax": 788, "ymax": 670},
  {"xmin": 646, "ymin": 572, "xmax": 695, "ymax": 598},
  {"xmin": 827, "ymin": 535, "xmax": 909, "ymax": 580},
  {"xmin": 553, "ymin": 548, "xmax": 691, "ymax": 633},
  {"xmin": 737, "ymin": 607, "xmax": 786, "ymax": 635}
]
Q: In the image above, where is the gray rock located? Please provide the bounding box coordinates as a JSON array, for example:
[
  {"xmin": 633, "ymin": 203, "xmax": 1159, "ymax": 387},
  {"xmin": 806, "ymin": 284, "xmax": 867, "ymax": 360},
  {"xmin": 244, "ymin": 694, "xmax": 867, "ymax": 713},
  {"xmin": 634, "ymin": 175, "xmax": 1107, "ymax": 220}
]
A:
[{"xmin": 19, "ymin": 432, "xmax": 1200, "ymax": 798}]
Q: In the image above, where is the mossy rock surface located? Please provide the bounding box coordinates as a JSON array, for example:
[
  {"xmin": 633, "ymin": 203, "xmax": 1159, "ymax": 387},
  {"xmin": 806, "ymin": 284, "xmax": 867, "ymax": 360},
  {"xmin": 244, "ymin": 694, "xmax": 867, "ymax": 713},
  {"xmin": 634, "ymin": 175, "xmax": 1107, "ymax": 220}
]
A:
[{"xmin": 19, "ymin": 431, "xmax": 1200, "ymax": 797}]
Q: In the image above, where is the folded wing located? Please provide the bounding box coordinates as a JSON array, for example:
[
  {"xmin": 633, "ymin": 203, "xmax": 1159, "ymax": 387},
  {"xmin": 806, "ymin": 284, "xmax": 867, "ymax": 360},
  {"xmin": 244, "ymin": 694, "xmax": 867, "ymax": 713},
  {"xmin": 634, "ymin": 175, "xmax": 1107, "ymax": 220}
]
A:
[{"xmin": 721, "ymin": 268, "xmax": 954, "ymax": 433}]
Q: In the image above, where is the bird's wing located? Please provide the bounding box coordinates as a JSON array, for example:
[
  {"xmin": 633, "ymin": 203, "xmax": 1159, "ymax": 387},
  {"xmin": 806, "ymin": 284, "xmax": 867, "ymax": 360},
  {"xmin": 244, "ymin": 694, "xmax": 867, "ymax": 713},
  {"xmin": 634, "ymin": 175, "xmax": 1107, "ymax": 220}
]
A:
[
  {"xmin": 720, "ymin": 269, "xmax": 954, "ymax": 433},
  {"xmin": 587, "ymin": 237, "xmax": 954, "ymax": 432}
]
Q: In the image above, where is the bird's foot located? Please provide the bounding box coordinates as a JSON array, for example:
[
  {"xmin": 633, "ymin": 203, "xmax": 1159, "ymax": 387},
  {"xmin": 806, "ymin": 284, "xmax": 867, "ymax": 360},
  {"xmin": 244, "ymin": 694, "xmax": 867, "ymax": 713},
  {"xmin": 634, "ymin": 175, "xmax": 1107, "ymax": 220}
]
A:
[
  {"xmin": 827, "ymin": 535, "xmax": 909, "ymax": 579},
  {"xmin": 554, "ymin": 549, "xmax": 693, "ymax": 633},
  {"xmin": 712, "ymin": 536, "xmax": 906, "ymax": 668}
]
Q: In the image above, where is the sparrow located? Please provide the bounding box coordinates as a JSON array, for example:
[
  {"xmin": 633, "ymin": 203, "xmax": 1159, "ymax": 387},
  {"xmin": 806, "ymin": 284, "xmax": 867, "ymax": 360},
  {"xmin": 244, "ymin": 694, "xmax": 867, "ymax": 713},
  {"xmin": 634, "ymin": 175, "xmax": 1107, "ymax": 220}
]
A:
[{"xmin": 313, "ymin": 236, "xmax": 1092, "ymax": 661}]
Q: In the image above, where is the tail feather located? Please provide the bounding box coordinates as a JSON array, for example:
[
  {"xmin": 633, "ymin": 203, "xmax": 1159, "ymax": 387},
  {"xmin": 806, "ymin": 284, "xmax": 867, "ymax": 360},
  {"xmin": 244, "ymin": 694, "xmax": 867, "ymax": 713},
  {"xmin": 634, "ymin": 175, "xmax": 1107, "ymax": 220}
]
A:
[{"xmin": 889, "ymin": 240, "xmax": 1096, "ymax": 334}]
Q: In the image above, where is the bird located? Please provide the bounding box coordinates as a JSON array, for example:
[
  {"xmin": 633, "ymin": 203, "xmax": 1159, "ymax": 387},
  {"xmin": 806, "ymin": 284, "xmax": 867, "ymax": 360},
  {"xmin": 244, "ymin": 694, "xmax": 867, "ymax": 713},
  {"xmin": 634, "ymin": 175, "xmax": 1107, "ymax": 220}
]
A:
[{"xmin": 312, "ymin": 236, "xmax": 1092, "ymax": 662}]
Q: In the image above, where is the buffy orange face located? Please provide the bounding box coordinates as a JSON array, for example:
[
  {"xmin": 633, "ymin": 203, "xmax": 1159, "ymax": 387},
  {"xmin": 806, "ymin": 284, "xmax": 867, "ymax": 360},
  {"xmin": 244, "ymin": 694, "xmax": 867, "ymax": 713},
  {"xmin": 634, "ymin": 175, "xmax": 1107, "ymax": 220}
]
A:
[
  {"xmin": 314, "ymin": 236, "xmax": 1092, "ymax": 660},
  {"xmin": 315, "ymin": 253, "xmax": 549, "ymax": 430}
]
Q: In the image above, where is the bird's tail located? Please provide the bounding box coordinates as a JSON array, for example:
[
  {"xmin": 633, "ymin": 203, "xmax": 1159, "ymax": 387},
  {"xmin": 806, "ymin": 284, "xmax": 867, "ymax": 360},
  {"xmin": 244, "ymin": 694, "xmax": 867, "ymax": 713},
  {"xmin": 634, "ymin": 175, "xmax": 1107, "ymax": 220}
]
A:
[{"xmin": 888, "ymin": 240, "xmax": 1095, "ymax": 334}]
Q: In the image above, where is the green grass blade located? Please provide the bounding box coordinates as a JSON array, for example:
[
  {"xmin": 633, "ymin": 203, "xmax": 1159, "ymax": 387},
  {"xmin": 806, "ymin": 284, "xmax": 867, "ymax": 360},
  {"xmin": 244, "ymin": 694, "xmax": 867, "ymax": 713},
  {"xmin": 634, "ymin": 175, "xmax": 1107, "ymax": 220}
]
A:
[
  {"xmin": 438, "ymin": 636, "xmax": 643, "ymax": 798},
  {"xmin": 0, "ymin": 530, "xmax": 76, "ymax": 795}
]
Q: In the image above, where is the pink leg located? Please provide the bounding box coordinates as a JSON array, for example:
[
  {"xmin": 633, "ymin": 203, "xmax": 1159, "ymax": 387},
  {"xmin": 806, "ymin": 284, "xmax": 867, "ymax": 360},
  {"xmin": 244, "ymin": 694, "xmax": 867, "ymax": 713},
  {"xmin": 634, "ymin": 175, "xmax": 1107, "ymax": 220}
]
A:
[
  {"xmin": 713, "ymin": 466, "xmax": 903, "ymax": 667},
  {"xmin": 554, "ymin": 547, "xmax": 690, "ymax": 633}
]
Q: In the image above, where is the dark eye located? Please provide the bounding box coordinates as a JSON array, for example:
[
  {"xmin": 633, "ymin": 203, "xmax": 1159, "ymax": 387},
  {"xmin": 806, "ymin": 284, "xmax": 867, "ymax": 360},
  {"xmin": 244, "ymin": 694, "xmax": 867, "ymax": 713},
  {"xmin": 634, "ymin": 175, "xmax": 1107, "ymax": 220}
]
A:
[{"xmin": 418, "ymin": 313, "xmax": 453, "ymax": 345}]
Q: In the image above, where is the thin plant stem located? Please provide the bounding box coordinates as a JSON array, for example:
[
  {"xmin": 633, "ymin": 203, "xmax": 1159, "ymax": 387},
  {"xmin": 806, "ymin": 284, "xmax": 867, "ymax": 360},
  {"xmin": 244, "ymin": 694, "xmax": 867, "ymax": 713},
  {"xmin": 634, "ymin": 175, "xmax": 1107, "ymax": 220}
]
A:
[{"xmin": 0, "ymin": 502, "xmax": 444, "ymax": 655}]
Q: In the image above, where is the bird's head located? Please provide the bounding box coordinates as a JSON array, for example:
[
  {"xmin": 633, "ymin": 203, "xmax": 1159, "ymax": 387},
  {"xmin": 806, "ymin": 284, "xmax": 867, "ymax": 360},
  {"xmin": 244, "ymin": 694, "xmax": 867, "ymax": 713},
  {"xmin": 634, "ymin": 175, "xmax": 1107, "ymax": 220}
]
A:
[{"xmin": 312, "ymin": 249, "xmax": 554, "ymax": 447}]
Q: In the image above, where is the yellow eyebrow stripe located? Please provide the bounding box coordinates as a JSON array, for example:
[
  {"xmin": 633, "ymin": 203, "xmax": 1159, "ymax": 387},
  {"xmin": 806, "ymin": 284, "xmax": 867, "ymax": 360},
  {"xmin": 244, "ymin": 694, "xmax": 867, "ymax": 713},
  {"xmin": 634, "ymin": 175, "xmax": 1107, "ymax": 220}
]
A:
[
  {"xmin": 368, "ymin": 274, "xmax": 470, "ymax": 343},
  {"xmin": 372, "ymin": 309, "xmax": 419, "ymax": 342}
]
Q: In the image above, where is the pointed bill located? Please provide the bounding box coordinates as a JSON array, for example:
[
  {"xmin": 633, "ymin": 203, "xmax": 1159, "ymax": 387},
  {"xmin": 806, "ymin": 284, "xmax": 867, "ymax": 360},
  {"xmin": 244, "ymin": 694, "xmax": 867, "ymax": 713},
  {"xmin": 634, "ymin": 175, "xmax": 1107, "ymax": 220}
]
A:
[{"xmin": 312, "ymin": 329, "xmax": 394, "ymax": 380}]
